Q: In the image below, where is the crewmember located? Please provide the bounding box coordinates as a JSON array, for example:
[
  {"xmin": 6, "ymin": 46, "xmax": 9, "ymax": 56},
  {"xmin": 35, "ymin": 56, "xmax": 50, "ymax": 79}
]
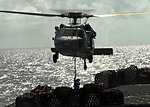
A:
[{"xmin": 74, "ymin": 79, "xmax": 80, "ymax": 91}]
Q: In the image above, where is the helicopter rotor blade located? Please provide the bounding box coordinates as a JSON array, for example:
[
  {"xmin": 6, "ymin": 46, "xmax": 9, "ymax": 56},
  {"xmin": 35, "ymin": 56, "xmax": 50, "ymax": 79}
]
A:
[
  {"xmin": 0, "ymin": 10, "xmax": 64, "ymax": 17},
  {"xmin": 94, "ymin": 11, "xmax": 150, "ymax": 18},
  {"xmin": 0, "ymin": 10, "xmax": 149, "ymax": 19}
]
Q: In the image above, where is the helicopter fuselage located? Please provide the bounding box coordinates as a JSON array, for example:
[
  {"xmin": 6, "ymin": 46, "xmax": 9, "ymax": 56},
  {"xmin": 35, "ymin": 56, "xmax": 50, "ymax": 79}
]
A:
[
  {"xmin": 53, "ymin": 24, "xmax": 94, "ymax": 59},
  {"xmin": 50, "ymin": 13, "xmax": 113, "ymax": 70}
]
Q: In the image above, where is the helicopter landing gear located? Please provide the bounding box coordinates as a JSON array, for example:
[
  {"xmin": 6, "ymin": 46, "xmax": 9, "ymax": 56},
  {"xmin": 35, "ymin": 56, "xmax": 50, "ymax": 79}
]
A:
[
  {"xmin": 88, "ymin": 55, "xmax": 93, "ymax": 63},
  {"xmin": 84, "ymin": 59, "xmax": 87, "ymax": 70},
  {"xmin": 53, "ymin": 53, "xmax": 59, "ymax": 63}
]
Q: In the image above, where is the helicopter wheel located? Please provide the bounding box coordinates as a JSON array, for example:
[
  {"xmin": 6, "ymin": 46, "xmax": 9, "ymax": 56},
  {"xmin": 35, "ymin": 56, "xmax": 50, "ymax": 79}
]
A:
[
  {"xmin": 53, "ymin": 53, "xmax": 58, "ymax": 63},
  {"xmin": 88, "ymin": 55, "xmax": 93, "ymax": 63},
  {"xmin": 84, "ymin": 59, "xmax": 87, "ymax": 70}
]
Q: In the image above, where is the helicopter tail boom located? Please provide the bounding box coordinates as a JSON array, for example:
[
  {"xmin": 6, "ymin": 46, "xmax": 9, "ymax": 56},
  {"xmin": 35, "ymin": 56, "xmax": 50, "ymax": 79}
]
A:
[
  {"xmin": 94, "ymin": 48, "xmax": 113, "ymax": 55},
  {"xmin": 51, "ymin": 47, "xmax": 113, "ymax": 55}
]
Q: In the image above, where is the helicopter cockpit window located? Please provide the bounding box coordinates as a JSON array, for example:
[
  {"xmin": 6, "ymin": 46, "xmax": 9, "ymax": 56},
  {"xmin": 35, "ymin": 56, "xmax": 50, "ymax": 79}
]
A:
[
  {"xmin": 62, "ymin": 29, "xmax": 77, "ymax": 36},
  {"xmin": 59, "ymin": 28, "xmax": 85, "ymax": 38}
]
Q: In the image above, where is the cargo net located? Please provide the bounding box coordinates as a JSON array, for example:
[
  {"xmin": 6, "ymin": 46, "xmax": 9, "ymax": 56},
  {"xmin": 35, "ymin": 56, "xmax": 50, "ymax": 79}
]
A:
[
  {"xmin": 95, "ymin": 65, "xmax": 150, "ymax": 89},
  {"xmin": 15, "ymin": 84, "xmax": 124, "ymax": 107}
]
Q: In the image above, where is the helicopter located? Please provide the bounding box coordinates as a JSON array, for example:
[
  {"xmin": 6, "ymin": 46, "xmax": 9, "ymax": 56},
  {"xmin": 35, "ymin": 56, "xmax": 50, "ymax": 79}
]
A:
[
  {"xmin": 51, "ymin": 12, "xmax": 114, "ymax": 70},
  {"xmin": 0, "ymin": 10, "xmax": 149, "ymax": 70}
]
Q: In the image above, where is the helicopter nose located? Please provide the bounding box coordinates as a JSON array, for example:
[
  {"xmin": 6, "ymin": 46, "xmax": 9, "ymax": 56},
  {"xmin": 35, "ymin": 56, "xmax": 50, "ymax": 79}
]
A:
[
  {"xmin": 63, "ymin": 38, "xmax": 80, "ymax": 49},
  {"xmin": 57, "ymin": 36, "xmax": 83, "ymax": 52}
]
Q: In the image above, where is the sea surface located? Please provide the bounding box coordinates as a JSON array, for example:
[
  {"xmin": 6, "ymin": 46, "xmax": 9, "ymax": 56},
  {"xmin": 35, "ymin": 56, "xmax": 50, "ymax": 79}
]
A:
[{"xmin": 1, "ymin": 45, "xmax": 150, "ymax": 106}]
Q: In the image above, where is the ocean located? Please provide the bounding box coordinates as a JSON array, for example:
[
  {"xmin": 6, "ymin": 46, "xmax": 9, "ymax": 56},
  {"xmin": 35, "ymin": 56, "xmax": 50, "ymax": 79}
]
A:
[{"xmin": 0, "ymin": 45, "xmax": 150, "ymax": 106}]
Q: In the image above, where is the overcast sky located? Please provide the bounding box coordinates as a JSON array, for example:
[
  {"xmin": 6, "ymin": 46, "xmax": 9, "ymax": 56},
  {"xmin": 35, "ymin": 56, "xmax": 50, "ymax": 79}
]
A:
[{"xmin": 0, "ymin": 0, "xmax": 150, "ymax": 48}]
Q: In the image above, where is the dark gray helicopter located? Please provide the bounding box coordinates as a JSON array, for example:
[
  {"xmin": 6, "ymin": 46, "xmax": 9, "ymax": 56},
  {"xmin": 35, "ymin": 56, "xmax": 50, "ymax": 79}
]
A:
[
  {"xmin": 51, "ymin": 12, "xmax": 114, "ymax": 70},
  {"xmin": 0, "ymin": 10, "xmax": 149, "ymax": 70}
]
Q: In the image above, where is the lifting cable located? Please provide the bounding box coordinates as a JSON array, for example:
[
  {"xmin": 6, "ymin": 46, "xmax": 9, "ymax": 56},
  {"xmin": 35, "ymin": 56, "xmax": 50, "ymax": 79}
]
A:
[
  {"xmin": 73, "ymin": 57, "xmax": 81, "ymax": 90},
  {"xmin": 74, "ymin": 57, "xmax": 77, "ymax": 81}
]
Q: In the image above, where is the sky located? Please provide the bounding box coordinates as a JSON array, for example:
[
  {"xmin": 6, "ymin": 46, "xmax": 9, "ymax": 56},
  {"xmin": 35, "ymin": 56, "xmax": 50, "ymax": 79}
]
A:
[{"xmin": 0, "ymin": 0, "xmax": 150, "ymax": 48}]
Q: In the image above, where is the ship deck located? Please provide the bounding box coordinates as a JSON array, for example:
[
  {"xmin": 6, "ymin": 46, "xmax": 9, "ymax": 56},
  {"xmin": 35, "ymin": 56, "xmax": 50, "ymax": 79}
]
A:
[{"xmin": 115, "ymin": 84, "xmax": 150, "ymax": 106}]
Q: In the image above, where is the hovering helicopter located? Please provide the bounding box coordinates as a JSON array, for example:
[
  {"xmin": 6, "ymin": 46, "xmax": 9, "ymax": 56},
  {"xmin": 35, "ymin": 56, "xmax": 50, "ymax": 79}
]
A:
[
  {"xmin": 0, "ymin": 10, "xmax": 149, "ymax": 70},
  {"xmin": 51, "ymin": 12, "xmax": 114, "ymax": 70}
]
